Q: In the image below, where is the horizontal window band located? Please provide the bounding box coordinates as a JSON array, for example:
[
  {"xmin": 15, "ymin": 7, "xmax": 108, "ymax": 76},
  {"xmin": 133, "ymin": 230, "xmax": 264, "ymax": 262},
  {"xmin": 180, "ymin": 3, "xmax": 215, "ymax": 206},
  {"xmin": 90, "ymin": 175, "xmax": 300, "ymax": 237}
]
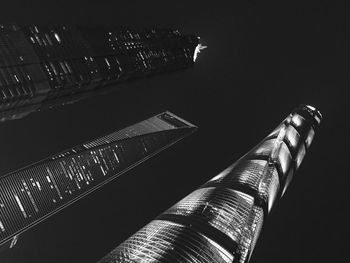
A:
[
  {"xmin": 200, "ymin": 182, "xmax": 268, "ymax": 218},
  {"xmin": 156, "ymin": 214, "xmax": 239, "ymax": 257}
]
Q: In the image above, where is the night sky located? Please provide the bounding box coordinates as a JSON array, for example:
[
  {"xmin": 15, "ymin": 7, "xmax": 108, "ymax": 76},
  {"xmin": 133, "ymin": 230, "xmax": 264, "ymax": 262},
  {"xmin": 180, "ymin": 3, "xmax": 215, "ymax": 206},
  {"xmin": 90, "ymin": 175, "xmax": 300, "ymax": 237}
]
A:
[{"xmin": 0, "ymin": 1, "xmax": 349, "ymax": 262}]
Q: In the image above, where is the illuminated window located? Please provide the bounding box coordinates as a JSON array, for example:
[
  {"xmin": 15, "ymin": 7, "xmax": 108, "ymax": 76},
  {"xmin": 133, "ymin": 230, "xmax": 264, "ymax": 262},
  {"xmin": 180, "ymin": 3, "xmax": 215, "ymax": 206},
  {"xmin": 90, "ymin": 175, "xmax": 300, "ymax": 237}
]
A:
[
  {"xmin": 107, "ymin": 220, "xmax": 235, "ymax": 263},
  {"xmin": 260, "ymin": 168, "xmax": 280, "ymax": 213},
  {"xmin": 248, "ymin": 207, "xmax": 264, "ymax": 261},
  {"xmin": 295, "ymin": 144, "xmax": 306, "ymax": 169},
  {"xmin": 165, "ymin": 187, "xmax": 254, "ymax": 243},
  {"xmin": 281, "ymin": 166, "xmax": 294, "ymax": 197},
  {"xmin": 285, "ymin": 125, "xmax": 300, "ymax": 150},
  {"xmin": 238, "ymin": 206, "xmax": 264, "ymax": 263},
  {"xmin": 193, "ymin": 44, "xmax": 207, "ymax": 62},
  {"xmin": 253, "ymin": 139, "xmax": 275, "ymax": 157},
  {"xmin": 0, "ymin": 113, "xmax": 196, "ymax": 249},
  {"xmin": 291, "ymin": 113, "xmax": 305, "ymax": 128},
  {"xmin": 54, "ymin": 33, "xmax": 61, "ymax": 43},
  {"xmin": 306, "ymin": 105, "xmax": 316, "ymax": 111},
  {"xmin": 268, "ymin": 123, "xmax": 284, "ymax": 137},
  {"xmin": 277, "ymin": 143, "xmax": 292, "ymax": 176},
  {"xmin": 305, "ymin": 127, "xmax": 315, "ymax": 148},
  {"xmin": 208, "ymin": 159, "xmax": 280, "ymax": 213},
  {"xmin": 314, "ymin": 114, "xmax": 321, "ymax": 124},
  {"xmin": 252, "ymin": 139, "xmax": 291, "ymax": 176},
  {"xmin": 0, "ymin": 221, "xmax": 5, "ymax": 232}
]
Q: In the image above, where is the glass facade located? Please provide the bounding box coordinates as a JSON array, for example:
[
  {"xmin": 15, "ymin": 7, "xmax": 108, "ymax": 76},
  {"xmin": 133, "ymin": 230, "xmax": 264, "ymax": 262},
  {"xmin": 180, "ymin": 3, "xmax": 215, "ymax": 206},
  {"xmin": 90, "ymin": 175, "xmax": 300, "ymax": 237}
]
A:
[
  {"xmin": 0, "ymin": 111, "xmax": 197, "ymax": 250},
  {"xmin": 98, "ymin": 105, "xmax": 322, "ymax": 263},
  {"xmin": 0, "ymin": 24, "xmax": 199, "ymax": 115},
  {"xmin": 99, "ymin": 220, "xmax": 235, "ymax": 263}
]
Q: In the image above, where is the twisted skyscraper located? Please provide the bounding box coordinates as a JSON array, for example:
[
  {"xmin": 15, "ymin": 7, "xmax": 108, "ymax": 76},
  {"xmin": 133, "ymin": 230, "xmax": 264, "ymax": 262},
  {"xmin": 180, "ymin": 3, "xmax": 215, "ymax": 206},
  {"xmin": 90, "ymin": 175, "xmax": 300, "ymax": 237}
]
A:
[
  {"xmin": 0, "ymin": 24, "xmax": 199, "ymax": 115},
  {"xmin": 98, "ymin": 105, "xmax": 322, "ymax": 263}
]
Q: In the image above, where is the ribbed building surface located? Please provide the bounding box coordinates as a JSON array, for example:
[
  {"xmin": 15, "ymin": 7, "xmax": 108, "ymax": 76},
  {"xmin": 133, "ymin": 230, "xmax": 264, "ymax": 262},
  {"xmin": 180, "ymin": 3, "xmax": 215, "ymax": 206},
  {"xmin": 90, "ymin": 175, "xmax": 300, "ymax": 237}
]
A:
[
  {"xmin": 98, "ymin": 105, "xmax": 322, "ymax": 263},
  {"xmin": 0, "ymin": 111, "xmax": 197, "ymax": 250},
  {"xmin": 0, "ymin": 24, "xmax": 199, "ymax": 114}
]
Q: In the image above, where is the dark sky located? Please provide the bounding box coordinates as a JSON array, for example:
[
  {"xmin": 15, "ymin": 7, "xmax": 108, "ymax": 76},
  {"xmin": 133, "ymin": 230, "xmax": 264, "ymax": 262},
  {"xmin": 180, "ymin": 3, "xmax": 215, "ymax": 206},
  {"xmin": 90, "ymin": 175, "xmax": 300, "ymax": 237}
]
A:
[{"xmin": 0, "ymin": 1, "xmax": 349, "ymax": 262}]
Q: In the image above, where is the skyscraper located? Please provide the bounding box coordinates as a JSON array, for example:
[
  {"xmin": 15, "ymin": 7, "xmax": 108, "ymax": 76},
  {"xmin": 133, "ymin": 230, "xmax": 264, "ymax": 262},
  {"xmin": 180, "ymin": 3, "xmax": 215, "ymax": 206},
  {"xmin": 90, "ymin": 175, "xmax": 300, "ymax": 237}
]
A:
[
  {"xmin": 0, "ymin": 112, "xmax": 197, "ymax": 251},
  {"xmin": 0, "ymin": 80, "xmax": 124, "ymax": 122},
  {"xmin": 98, "ymin": 105, "xmax": 322, "ymax": 263},
  {"xmin": 0, "ymin": 24, "xmax": 199, "ymax": 113}
]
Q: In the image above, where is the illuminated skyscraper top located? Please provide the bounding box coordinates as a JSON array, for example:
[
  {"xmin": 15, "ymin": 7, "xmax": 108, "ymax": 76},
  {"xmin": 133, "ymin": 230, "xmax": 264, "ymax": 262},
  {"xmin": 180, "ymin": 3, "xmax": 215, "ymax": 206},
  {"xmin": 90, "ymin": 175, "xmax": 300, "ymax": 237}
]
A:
[
  {"xmin": 0, "ymin": 24, "xmax": 199, "ymax": 114},
  {"xmin": 98, "ymin": 105, "xmax": 322, "ymax": 263}
]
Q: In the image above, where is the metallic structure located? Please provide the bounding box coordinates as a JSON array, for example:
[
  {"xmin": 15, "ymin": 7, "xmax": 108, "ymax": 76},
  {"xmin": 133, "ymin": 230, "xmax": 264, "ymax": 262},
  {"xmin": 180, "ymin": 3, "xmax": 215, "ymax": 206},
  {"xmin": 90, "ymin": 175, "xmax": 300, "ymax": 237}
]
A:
[
  {"xmin": 98, "ymin": 105, "xmax": 322, "ymax": 263},
  {"xmin": 0, "ymin": 81, "xmax": 122, "ymax": 122},
  {"xmin": 0, "ymin": 112, "xmax": 197, "ymax": 250},
  {"xmin": 0, "ymin": 24, "xmax": 199, "ymax": 114}
]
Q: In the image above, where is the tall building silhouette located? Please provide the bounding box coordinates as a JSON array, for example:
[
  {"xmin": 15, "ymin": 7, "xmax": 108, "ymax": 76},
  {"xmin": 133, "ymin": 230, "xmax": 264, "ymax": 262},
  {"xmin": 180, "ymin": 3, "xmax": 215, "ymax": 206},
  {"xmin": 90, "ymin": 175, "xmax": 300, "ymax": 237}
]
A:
[
  {"xmin": 0, "ymin": 112, "xmax": 197, "ymax": 250},
  {"xmin": 98, "ymin": 105, "xmax": 322, "ymax": 263},
  {"xmin": 0, "ymin": 81, "xmax": 125, "ymax": 122},
  {"xmin": 0, "ymin": 24, "xmax": 199, "ymax": 113}
]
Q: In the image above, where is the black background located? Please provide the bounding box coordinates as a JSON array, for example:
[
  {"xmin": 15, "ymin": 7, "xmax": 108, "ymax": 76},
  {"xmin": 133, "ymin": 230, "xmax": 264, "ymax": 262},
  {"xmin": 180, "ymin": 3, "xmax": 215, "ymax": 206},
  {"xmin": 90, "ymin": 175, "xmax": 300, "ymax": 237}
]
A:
[{"xmin": 0, "ymin": 1, "xmax": 349, "ymax": 262}]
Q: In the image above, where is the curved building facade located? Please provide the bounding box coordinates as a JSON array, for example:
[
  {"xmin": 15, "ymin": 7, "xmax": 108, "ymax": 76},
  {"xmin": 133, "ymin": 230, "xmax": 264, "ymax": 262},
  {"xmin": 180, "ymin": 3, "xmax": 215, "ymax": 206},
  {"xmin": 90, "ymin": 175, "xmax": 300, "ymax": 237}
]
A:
[{"xmin": 98, "ymin": 105, "xmax": 322, "ymax": 263}]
